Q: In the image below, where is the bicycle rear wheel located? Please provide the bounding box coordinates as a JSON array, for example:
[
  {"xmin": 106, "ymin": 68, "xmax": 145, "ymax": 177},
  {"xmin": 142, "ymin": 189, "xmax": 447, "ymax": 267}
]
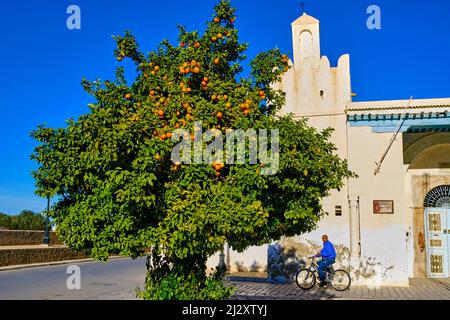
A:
[
  {"xmin": 295, "ymin": 269, "xmax": 316, "ymax": 290},
  {"xmin": 330, "ymin": 269, "xmax": 351, "ymax": 291}
]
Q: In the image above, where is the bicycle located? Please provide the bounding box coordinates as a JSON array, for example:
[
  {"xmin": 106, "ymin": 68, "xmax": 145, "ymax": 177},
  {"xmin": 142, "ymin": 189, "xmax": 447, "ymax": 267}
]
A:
[{"xmin": 295, "ymin": 257, "xmax": 351, "ymax": 291}]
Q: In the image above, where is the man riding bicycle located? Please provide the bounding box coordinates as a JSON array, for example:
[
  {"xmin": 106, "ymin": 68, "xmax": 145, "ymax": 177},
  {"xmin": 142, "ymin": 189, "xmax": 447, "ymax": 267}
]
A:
[{"xmin": 309, "ymin": 235, "xmax": 336, "ymax": 287}]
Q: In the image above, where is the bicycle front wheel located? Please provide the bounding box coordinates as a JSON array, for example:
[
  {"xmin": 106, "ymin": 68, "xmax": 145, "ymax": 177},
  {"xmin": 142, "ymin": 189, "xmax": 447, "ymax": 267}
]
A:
[
  {"xmin": 295, "ymin": 269, "xmax": 316, "ymax": 290},
  {"xmin": 330, "ymin": 269, "xmax": 351, "ymax": 291}
]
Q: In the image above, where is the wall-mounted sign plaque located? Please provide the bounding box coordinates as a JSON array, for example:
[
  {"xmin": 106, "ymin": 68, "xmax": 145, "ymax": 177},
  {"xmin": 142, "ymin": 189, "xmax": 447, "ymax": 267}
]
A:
[{"xmin": 373, "ymin": 200, "xmax": 394, "ymax": 214}]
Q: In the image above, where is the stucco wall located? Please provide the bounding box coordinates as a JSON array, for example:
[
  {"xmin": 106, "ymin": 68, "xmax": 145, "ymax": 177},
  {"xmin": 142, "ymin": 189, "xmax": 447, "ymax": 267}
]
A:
[
  {"xmin": 0, "ymin": 230, "xmax": 62, "ymax": 246},
  {"xmin": 271, "ymin": 125, "xmax": 413, "ymax": 286},
  {"xmin": 207, "ymin": 245, "xmax": 268, "ymax": 274},
  {"xmin": 0, "ymin": 247, "xmax": 87, "ymax": 267},
  {"xmin": 345, "ymin": 125, "xmax": 410, "ymax": 286}
]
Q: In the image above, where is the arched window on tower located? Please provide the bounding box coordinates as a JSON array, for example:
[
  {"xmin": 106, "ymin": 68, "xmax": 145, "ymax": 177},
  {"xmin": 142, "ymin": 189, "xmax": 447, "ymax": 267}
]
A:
[{"xmin": 299, "ymin": 31, "xmax": 313, "ymax": 63}]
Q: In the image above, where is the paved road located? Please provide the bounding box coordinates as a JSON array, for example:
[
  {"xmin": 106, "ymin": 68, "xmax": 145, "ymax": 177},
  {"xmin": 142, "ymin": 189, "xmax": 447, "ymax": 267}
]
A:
[
  {"xmin": 1, "ymin": 258, "xmax": 449, "ymax": 300},
  {"xmin": 0, "ymin": 257, "xmax": 147, "ymax": 300}
]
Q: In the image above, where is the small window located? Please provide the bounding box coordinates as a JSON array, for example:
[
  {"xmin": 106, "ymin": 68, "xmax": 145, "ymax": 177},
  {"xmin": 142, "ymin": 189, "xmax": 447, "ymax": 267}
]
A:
[{"xmin": 335, "ymin": 205, "xmax": 342, "ymax": 216}]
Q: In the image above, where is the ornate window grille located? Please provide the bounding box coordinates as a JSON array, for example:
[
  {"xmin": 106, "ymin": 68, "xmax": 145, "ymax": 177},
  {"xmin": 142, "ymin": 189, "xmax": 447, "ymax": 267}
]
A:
[{"xmin": 424, "ymin": 185, "xmax": 450, "ymax": 208}]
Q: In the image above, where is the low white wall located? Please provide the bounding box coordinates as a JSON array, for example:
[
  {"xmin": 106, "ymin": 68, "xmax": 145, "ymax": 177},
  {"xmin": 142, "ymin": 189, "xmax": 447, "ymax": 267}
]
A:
[{"xmin": 207, "ymin": 245, "xmax": 268, "ymax": 273}]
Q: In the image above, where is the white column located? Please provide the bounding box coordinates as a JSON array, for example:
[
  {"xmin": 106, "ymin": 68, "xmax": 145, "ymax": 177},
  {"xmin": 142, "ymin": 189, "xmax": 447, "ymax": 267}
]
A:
[{"xmin": 348, "ymin": 196, "xmax": 361, "ymax": 261}]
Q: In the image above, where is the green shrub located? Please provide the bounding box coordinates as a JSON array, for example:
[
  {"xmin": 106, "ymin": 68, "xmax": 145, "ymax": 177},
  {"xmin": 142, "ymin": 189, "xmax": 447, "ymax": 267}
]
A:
[
  {"xmin": 137, "ymin": 253, "xmax": 234, "ymax": 300},
  {"xmin": 0, "ymin": 213, "xmax": 12, "ymax": 229},
  {"xmin": 10, "ymin": 210, "xmax": 45, "ymax": 230}
]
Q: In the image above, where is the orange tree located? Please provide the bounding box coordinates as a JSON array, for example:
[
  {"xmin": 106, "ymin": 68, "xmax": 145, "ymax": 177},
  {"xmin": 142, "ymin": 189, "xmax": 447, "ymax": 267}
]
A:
[{"xmin": 31, "ymin": 0, "xmax": 354, "ymax": 299}]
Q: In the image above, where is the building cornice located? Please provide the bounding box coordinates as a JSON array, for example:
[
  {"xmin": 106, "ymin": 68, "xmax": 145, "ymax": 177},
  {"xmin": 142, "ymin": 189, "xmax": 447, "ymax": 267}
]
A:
[{"xmin": 347, "ymin": 98, "xmax": 450, "ymax": 113}]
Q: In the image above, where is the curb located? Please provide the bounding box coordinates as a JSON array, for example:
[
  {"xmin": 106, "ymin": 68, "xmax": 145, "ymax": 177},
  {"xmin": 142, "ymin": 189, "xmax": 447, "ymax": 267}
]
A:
[
  {"xmin": 225, "ymin": 276, "xmax": 270, "ymax": 283},
  {"xmin": 225, "ymin": 276, "xmax": 295, "ymax": 284},
  {"xmin": 0, "ymin": 256, "xmax": 130, "ymax": 272}
]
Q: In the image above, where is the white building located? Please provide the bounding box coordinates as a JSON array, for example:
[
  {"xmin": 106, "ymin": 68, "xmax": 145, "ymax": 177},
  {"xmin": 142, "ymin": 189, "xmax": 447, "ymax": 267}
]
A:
[{"xmin": 209, "ymin": 12, "xmax": 450, "ymax": 286}]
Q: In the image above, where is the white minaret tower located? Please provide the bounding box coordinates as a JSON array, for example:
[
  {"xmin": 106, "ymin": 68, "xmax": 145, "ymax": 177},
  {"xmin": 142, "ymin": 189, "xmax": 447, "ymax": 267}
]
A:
[
  {"xmin": 274, "ymin": 11, "xmax": 351, "ymax": 118},
  {"xmin": 273, "ymin": 11, "xmax": 354, "ymax": 275}
]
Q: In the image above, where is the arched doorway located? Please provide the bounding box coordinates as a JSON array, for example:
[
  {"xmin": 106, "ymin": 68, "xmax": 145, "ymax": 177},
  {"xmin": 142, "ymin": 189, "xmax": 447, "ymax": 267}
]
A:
[{"xmin": 424, "ymin": 185, "xmax": 450, "ymax": 278}]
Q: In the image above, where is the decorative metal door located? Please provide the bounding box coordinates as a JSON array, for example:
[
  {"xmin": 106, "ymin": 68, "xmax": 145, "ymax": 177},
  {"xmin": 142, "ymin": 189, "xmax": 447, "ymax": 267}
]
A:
[{"xmin": 424, "ymin": 208, "xmax": 449, "ymax": 278}]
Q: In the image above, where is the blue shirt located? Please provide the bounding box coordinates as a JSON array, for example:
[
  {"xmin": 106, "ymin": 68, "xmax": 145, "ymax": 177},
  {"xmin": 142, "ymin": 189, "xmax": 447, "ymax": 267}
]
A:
[{"xmin": 318, "ymin": 240, "xmax": 336, "ymax": 260}]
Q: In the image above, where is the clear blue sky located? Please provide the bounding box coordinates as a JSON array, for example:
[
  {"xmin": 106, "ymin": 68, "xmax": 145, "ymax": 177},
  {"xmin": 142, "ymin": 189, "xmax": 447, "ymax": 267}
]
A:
[{"xmin": 1, "ymin": 0, "xmax": 449, "ymax": 214}]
